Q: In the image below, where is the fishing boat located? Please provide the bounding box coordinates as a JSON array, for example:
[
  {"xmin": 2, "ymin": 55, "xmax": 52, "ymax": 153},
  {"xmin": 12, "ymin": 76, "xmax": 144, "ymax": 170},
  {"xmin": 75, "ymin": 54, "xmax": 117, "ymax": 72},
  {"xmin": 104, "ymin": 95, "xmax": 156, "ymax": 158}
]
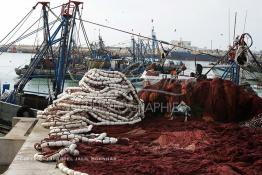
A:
[
  {"xmin": 141, "ymin": 59, "xmax": 192, "ymax": 85},
  {"xmin": 0, "ymin": 0, "xmax": 147, "ymax": 121},
  {"xmin": 14, "ymin": 31, "xmax": 151, "ymax": 80},
  {"xmin": 204, "ymin": 33, "xmax": 262, "ymax": 83},
  {"xmin": 205, "ymin": 58, "xmax": 262, "ymax": 81},
  {"xmin": 0, "ymin": 1, "xmax": 90, "ymax": 116},
  {"xmin": 208, "ymin": 65, "xmax": 262, "ymax": 81}
]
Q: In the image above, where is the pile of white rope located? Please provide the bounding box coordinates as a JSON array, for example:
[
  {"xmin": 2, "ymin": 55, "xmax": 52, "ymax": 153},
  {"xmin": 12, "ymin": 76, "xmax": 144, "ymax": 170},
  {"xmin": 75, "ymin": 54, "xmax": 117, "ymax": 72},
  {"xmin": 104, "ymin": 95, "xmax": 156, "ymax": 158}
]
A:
[
  {"xmin": 38, "ymin": 69, "xmax": 144, "ymax": 126},
  {"xmin": 242, "ymin": 113, "xmax": 262, "ymax": 128},
  {"xmin": 34, "ymin": 69, "xmax": 145, "ymax": 175}
]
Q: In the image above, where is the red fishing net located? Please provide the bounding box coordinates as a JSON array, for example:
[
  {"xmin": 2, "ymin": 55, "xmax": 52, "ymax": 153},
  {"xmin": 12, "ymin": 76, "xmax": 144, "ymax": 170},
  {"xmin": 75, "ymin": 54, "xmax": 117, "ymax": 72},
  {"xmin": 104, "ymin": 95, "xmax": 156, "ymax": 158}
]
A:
[
  {"xmin": 65, "ymin": 117, "xmax": 262, "ymax": 175},
  {"xmin": 139, "ymin": 78, "xmax": 262, "ymax": 122},
  {"xmin": 35, "ymin": 77, "xmax": 262, "ymax": 174}
]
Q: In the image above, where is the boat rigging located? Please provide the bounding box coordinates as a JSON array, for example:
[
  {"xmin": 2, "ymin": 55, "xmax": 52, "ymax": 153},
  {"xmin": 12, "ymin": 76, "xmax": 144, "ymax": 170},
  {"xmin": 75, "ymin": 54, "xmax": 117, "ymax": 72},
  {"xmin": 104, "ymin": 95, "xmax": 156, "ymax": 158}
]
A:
[{"xmin": 0, "ymin": 0, "xmax": 260, "ymax": 111}]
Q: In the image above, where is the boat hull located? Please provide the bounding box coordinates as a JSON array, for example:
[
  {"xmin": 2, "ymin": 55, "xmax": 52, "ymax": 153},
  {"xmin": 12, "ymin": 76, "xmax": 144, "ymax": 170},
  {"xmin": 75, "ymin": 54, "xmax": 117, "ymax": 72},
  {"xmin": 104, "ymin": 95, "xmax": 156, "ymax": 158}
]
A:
[
  {"xmin": 141, "ymin": 71, "xmax": 194, "ymax": 85},
  {"xmin": 204, "ymin": 64, "xmax": 262, "ymax": 81},
  {"xmin": 211, "ymin": 66, "xmax": 262, "ymax": 81}
]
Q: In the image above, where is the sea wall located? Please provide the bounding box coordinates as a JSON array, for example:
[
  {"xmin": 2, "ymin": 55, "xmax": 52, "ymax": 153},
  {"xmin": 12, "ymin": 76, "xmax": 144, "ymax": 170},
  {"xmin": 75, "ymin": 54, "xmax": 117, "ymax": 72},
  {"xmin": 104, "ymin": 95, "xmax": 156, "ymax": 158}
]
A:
[{"xmin": 0, "ymin": 117, "xmax": 37, "ymax": 174}]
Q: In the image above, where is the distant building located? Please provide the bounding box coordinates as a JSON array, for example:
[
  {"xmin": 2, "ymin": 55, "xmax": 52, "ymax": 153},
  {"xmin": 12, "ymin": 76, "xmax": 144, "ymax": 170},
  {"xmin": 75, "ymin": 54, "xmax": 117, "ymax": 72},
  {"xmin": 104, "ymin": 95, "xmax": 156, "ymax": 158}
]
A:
[
  {"xmin": 170, "ymin": 40, "xmax": 198, "ymax": 52},
  {"xmin": 171, "ymin": 40, "xmax": 191, "ymax": 51},
  {"xmin": 169, "ymin": 40, "xmax": 223, "ymax": 61}
]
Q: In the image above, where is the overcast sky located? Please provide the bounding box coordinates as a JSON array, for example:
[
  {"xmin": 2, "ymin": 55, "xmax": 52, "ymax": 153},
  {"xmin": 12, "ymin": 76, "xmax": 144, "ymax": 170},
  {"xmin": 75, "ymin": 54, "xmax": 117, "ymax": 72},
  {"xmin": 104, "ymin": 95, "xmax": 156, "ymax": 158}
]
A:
[{"xmin": 0, "ymin": 0, "xmax": 261, "ymax": 51}]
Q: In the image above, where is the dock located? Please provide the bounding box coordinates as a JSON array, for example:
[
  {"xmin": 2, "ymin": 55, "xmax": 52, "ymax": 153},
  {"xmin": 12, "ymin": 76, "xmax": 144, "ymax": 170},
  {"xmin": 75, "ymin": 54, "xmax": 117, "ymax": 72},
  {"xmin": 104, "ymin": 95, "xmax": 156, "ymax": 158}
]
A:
[{"xmin": 1, "ymin": 118, "xmax": 62, "ymax": 175}]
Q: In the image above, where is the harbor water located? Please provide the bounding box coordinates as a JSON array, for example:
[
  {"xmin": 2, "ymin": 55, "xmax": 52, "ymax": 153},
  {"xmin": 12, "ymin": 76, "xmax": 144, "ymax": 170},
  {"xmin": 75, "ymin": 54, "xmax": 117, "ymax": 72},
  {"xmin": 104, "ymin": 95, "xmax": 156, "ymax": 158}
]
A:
[
  {"xmin": 0, "ymin": 52, "xmax": 261, "ymax": 97},
  {"xmin": 0, "ymin": 53, "xmax": 77, "ymax": 95},
  {"xmin": 0, "ymin": 52, "xmax": 261, "ymax": 137}
]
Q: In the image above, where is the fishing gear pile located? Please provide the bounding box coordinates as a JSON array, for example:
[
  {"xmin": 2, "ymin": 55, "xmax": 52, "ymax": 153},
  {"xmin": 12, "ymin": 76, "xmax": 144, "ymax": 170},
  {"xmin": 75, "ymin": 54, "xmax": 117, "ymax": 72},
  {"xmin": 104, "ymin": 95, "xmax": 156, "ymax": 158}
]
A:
[
  {"xmin": 34, "ymin": 69, "xmax": 144, "ymax": 175},
  {"xmin": 139, "ymin": 78, "xmax": 262, "ymax": 123}
]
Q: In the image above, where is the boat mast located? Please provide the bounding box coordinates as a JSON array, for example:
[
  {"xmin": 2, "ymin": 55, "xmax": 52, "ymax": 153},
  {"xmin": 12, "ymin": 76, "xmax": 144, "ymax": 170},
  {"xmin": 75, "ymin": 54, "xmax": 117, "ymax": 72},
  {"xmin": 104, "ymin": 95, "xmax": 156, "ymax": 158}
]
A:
[
  {"xmin": 54, "ymin": 0, "xmax": 83, "ymax": 97},
  {"xmin": 151, "ymin": 19, "xmax": 157, "ymax": 57},
  {"xmin": 228, "ymin": 9, "xmax": 231, "ymax": 48},
  {"xmin": 7, "ymin": 1, "xmax": 83, "ymax": 103},
  {"xmin": 42, "ymin": 2, "xmax": 54, "ymax": 59},
  {"xmin": 131, "ymin": 33, "xmax": 136, "ymax": 61},
  {"xmin": 233, "ymin": 12, "xmax": 237, "ymax": 41},
  {"xmin": 243, "ymin": 11, "xmax": 248, "ymax": 33}
]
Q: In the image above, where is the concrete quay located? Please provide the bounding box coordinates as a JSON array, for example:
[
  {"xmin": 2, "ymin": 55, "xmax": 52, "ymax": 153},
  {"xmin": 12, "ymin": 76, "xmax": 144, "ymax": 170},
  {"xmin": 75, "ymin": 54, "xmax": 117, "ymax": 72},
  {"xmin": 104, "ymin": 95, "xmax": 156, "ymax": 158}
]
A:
[{"xmin": 1, "ymin": 118, "xmax": 62, "ymax": 175}]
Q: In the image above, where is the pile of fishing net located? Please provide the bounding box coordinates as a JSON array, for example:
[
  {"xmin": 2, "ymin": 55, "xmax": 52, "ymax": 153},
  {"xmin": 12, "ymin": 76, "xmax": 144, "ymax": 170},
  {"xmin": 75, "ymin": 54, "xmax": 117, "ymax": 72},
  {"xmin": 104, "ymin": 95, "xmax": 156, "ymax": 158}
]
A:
[
  {"xmin": 34, "ymin": 69, "xmax": 144, "ymax": 175},
  {"xmin": 33, "ymin": 73, "xmax": 262, "ymax": 175},
  {"xmin": 139, "ymin": 78, "xmax": 262, "ymax": 123},
  {"xmin": 64, "ymin": 116, "xmax": 262, "ymax": 175}
]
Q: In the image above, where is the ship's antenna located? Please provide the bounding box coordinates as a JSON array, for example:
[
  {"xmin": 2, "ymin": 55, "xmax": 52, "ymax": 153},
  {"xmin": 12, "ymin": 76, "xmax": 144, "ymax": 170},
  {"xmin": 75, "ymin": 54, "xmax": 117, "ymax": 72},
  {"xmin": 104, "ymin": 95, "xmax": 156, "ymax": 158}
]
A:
[
  {"xmin": 233, "ymin": 12, "xmax": 237, "ymax": 41},
  {"xmin": 243, "ymin": 10, "xmax": 248, "ymax": 33},
  {"xmin": 228, "ymin": 8, "xmax": 231, "ymax": 47},
  {"xmin": 151, "ymin": 19, "xmax": 156, "ymax": 55}
]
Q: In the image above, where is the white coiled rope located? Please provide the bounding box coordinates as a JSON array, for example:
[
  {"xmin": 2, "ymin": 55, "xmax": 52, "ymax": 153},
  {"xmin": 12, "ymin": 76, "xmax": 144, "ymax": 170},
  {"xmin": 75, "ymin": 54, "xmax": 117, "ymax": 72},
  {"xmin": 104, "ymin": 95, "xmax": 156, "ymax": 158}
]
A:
[{"xmin": 34, "ymin": 69, "xmax": 144, "ymax": 175}]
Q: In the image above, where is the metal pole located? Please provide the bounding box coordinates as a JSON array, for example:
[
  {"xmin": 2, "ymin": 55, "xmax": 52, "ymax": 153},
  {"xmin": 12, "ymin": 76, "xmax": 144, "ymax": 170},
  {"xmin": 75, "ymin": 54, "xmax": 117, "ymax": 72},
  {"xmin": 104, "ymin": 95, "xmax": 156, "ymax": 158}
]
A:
[
  {"xmin": 243, "ymin": 11, "xmax": 248, "ymax": 33},
  {"xmin": 42, "ymin": 4, "xmax": 55, "ymax": 59},
  {"xmin": 233, "ymin": 12, "xmax": 237, "ymax": 41},
  {"xmin": 228, "ymin": 8, "xmax": 231, "ymax": 47},
  {"xmin": 55, "ymin": 16, "xmax": 70, "ymax": 97},
  {"xmin": 63, "ymin": 6, "xmax": 78, "ymax": 90}
]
